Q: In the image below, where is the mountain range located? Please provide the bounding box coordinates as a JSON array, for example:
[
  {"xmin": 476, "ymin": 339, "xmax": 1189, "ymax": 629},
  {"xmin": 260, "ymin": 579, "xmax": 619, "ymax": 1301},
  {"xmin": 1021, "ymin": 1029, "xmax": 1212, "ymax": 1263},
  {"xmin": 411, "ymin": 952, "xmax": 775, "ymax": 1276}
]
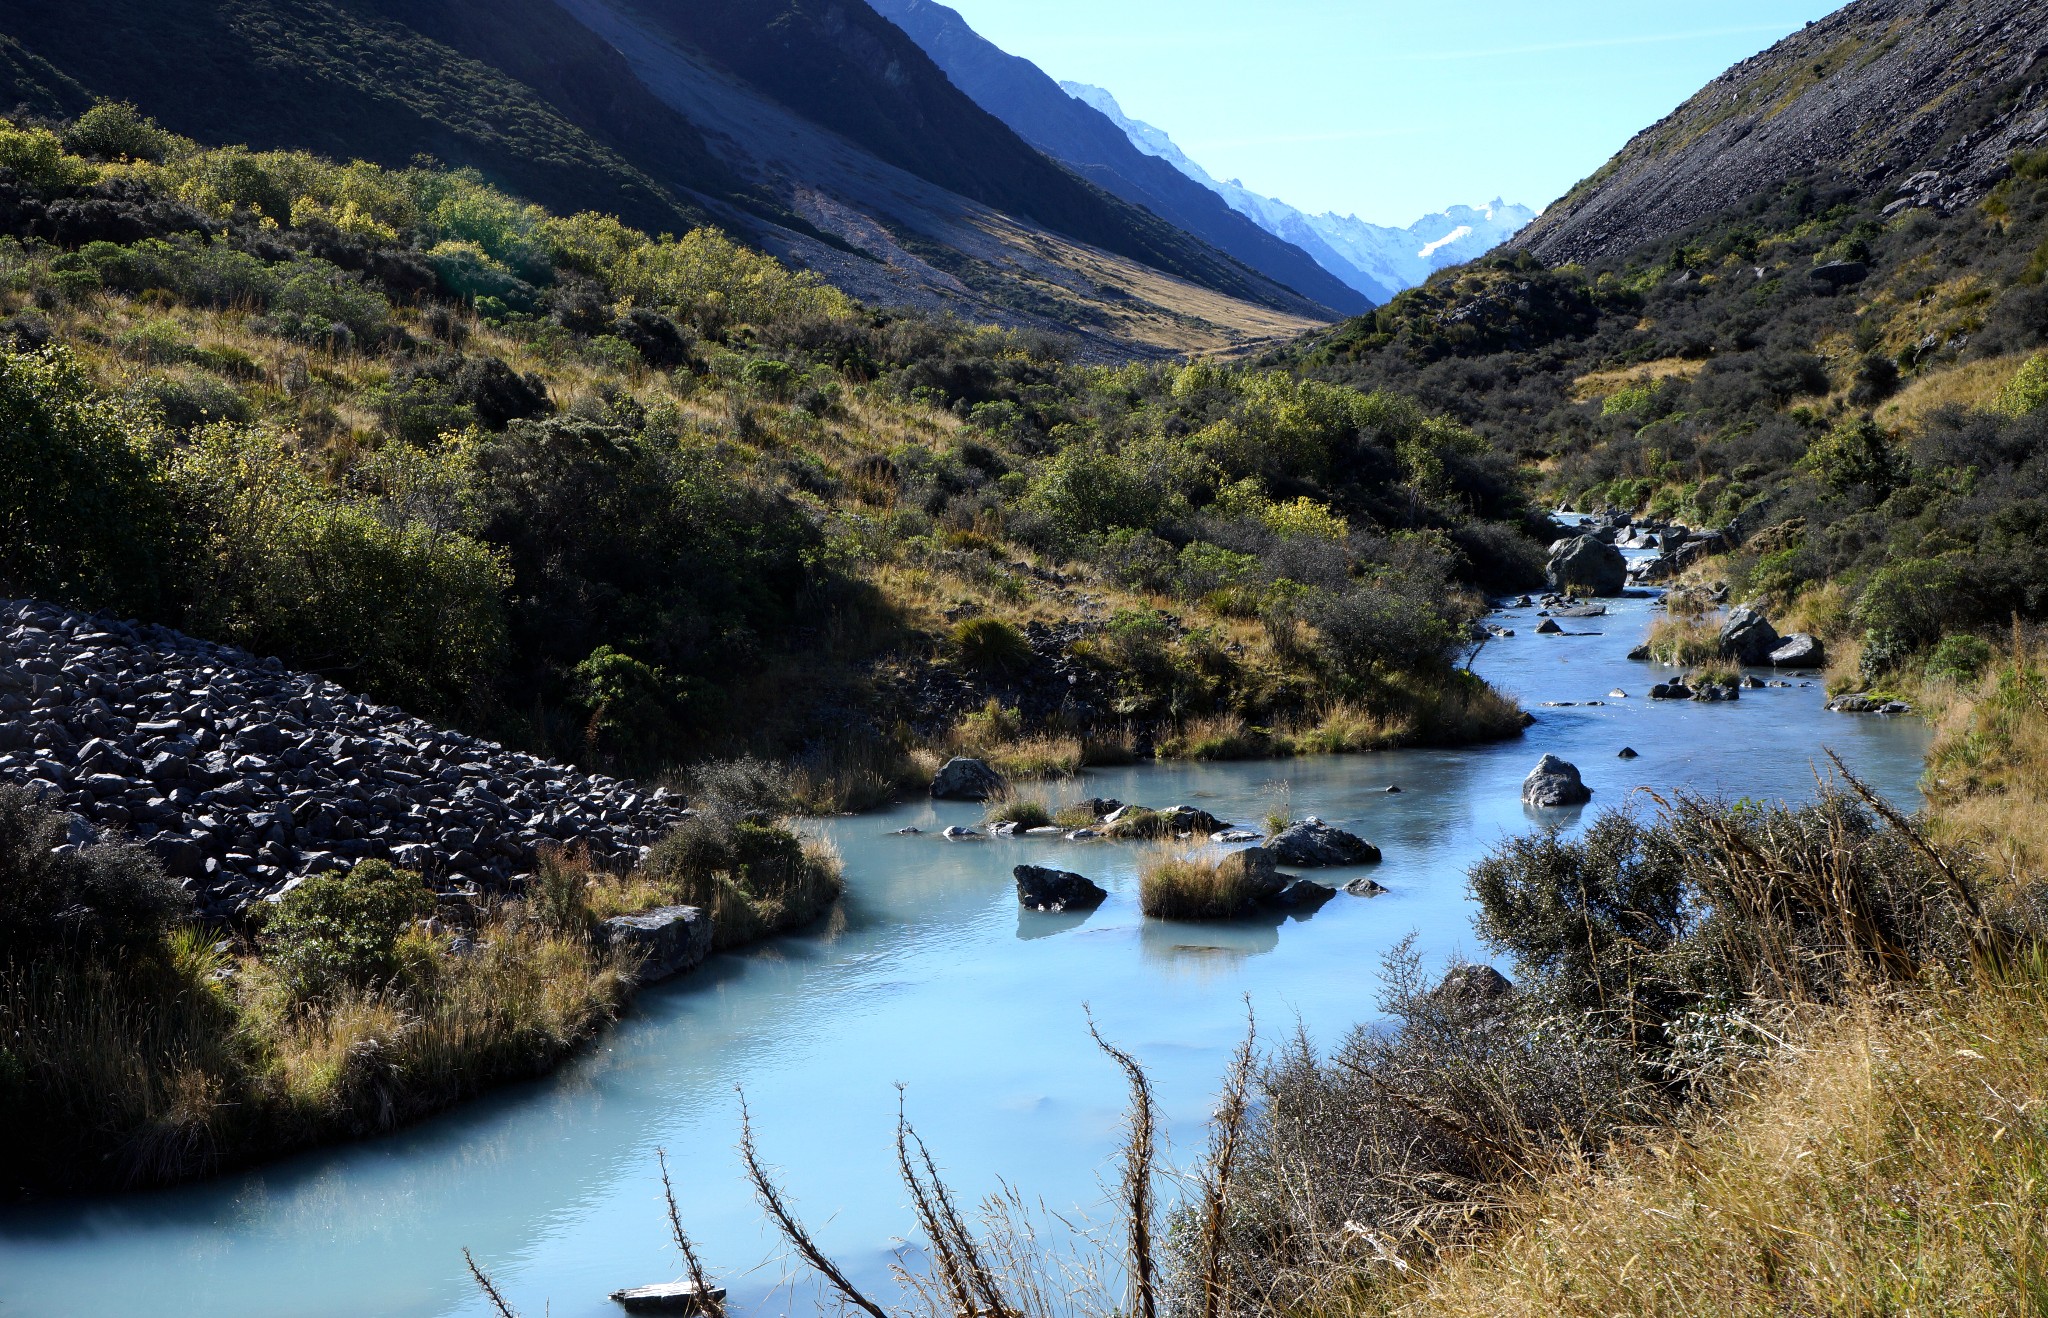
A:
[
  {"xmin": 1060, "ymin": 82, "xmax": 1537, "ymax": 301},
  {"xmin": 0, "ymin": 0, "xmax": 1339, "ymax": 357}
]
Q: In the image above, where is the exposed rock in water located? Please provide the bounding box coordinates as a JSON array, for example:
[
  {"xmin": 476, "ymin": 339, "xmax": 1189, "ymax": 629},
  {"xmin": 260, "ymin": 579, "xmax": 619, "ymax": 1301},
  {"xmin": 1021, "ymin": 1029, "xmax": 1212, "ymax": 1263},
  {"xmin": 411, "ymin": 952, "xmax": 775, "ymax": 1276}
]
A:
[
  {"xmin": 1271, "ymin": 878, "xmax": 1336, "ymax": 910},
  {"xmin": 1343, "ymin": 876, "xmax": 1389, "ymax": 897},
  {"xmin": 0, "ymin": 599, "xmax": 691, "ymax": 919},
  {"xmin": 941, "ymin": 825, "xmax": 982, "ymax": 839},
  {"xmin": 603, "ymin": 906, "xmax": 712, "ymax": 985},
  {"xmin": 929, "ymin": 757, "xmax": 1005, "ymax": 801},
  {"xmin": 1266, "ymin": 818, "xmax": 1382, "ymax": 867},
  {"xmin": 1618, "ymin": 747, "xmax": 1641, "ymax": 759},
  {"xmin": 1215, "ymin": 846, "xmax": 1287, "ymax": 901},
  {"xmin": 1831, "ymin": 694, "xmax": 1915, "ymax": 715},
  {"xmin": 1770, "ymin": 633, "xmax": 1826, "ymax": 668},
  {"xmin": 1522, "ymin": 754, "xmax": 1592, "ymax": 808},
  {"xmin": 1430, "ymin": 963, "xmax": 1514, "ymax": 1005},
  {"xmin": 1719, "ymin": 603, "xmax": 1782, "ymax": 665},
  {"xmin": 1535, "ymin": 618, "xmax": 1564, "ymax": 635},
  {"xmin": 1546, "ymin": 535, "xmax": 1628, "ymax": 596},
  {"xmin": 1649, "ymin": 682, "xmax": 1694, "ymax": 700},
  {"xmin": 1014, "ymin": 864, "xmax": 1107, "ymax": 912}
]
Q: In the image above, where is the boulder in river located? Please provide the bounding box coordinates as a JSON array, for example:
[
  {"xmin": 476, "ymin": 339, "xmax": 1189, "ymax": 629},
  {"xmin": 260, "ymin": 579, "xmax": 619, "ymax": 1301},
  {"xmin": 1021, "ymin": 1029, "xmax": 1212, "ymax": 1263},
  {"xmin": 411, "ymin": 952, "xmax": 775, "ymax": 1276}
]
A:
[
  {"xmin": 930, "ymin": 757, "xmax": 1005, "ymax": 801},
  {"xmin": 941, "ymin": 825, "xmax": 982, "ymax": 840},
  {"xmin": 1719, "ymin": 603, "xmax": 1782, "ymax": 665},
  {"xmin": 1546, "ymin": 535, "xmax": 1628, "ymax": 596},
  {"xmin": 1522, "ymin": 755, "xmax": 1592, "ymax": 808},
  {"xmin": 1649, "ymin": 682, "xmax": 1693, "ymax": 700},
  {"xmin": 1014, "ymin": 865, "xmax": 1107, "ymax": 913},
  {"xmin": 1267, "ymin": 818, "xmax": 1382, "ymax": 867},
  {"xmin": 1535, "ymin": 618, "xmax": 1564, "ymax": 635},
  {"xmin": 1618, "ymin": 747, "xmax": 1641, "ymax": 759},
  {"xmin": 1770, "ymin": 634, "xmax": 1825, "ymax": 668},
  {"xmin": 1344, "ymin": 876, "xmax": 1389, "ymax": 897},
  {"xmin": 1271, "ymin": 878, "xmax": 1336, "ymax": 910},
  {"xmin": 603, "ymin": 906, "xmax": 712, "ymax": 985}
]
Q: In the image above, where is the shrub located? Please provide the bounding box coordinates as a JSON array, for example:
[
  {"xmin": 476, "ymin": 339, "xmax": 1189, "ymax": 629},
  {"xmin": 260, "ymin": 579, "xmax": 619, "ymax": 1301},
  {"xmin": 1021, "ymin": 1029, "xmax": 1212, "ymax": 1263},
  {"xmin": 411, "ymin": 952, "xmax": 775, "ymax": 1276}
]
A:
[
  {"xmin": 1926, "ymin": 633, "xmax": 1995, "ymax": 686},
  {"xmin": 0, "ymin": 121, "xmax": 90, "ymax": 191},
  {"xmin": 1803, "ymin": 416, "xmax": 1908, "ymax": 497},
  {"xmin": 640, "ymin": 816, "xmax": 841, "ymax": 950},
  {"xmin": 261, "ymin": 861, "xmax": 434, "ymax": 1004},
  {"xmin": 0, "ymin": 786, "xmax": 190, "ymax": 961},
  {"xmin": 950, "ymin": 617, "xmax": 1031, "ymax": 673},
  {"xmin": 1997, "ymin": 354, "xmax": 2048, "ymax": 417},
  {"xmin": 62, "ymin": 101, "xmax": 176, "ymax": 163},
  {"xmin": 1853, "ymin": 556, "xmax": 1972, "ymax": 657},
  {"xmin": 0, "ymin": 347, "xmax": 179, "ymax": 614}
]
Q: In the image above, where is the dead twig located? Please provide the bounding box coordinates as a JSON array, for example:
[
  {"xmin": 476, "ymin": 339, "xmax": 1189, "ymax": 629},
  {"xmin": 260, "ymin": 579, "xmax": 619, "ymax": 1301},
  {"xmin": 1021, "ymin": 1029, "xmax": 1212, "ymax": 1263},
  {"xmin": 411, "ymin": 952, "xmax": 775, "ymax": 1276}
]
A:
[{"xmin": 736, "ymin": 1090, "xmax": 891, "ymax": 1318}]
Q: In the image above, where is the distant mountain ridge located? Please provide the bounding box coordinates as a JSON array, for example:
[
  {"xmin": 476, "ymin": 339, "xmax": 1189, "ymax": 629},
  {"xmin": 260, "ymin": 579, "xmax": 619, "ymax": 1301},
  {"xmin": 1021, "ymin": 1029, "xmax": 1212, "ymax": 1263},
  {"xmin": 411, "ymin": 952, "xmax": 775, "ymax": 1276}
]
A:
[
  {"xmin": 1063, "ymin": 83, "xmax": 1537, "ymax": 298},
  {"xmin": 861, "ymin": 0, "xmax": 1375, "ymax": 313}
]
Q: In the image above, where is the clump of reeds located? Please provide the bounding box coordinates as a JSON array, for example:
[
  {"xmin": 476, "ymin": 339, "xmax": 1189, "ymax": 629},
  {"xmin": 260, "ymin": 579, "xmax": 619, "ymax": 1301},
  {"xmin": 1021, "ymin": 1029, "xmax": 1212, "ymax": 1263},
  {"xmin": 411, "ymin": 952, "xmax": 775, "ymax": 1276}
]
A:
[{"xmin": 983, "ymin": 787, "xmax": 1054, "ymax": 830}]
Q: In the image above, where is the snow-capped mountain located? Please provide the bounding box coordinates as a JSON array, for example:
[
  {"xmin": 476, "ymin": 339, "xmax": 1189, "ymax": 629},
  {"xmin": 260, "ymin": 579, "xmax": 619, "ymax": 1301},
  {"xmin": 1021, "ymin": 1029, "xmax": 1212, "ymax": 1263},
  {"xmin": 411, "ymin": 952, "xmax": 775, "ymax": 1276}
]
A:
[{"xmin": 1063, "ymin": 82, "xmax": 1536, "ymax": 299}]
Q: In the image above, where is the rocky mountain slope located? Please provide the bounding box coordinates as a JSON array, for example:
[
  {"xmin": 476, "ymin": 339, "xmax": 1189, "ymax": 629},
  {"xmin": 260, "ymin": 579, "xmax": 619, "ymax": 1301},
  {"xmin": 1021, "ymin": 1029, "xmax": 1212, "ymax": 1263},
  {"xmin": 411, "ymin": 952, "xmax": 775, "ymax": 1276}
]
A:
[
  {"xmin": 1513, "ymin": 0, "xmax": 2048, "ymax": 266},
  {"xmin": 1064, "ymin": 82, "xmax": 1535, "ymax": 299},
  {"xmin": 0, "ymin": 0, "xmax": 1329, "ymax": 355},
  {"xmin": 862, "ymin": 0, "xmax": 1374, "ymax": 314}
]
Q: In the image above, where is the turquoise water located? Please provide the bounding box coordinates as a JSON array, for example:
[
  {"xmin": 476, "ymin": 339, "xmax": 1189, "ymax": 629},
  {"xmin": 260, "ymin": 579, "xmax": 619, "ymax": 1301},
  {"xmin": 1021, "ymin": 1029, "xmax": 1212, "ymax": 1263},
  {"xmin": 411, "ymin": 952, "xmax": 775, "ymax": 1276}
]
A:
[{"xmin": 0, "ymin": 588, "xmax": 1930, "ymax": 1318}]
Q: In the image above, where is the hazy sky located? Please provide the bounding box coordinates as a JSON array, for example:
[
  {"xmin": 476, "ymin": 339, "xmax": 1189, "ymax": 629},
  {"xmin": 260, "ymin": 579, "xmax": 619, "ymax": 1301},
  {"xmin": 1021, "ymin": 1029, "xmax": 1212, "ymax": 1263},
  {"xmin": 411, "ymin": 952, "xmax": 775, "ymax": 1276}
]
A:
[{"xmin": 930, "ymin": 0, "xmax": 1845, "ymax": 226}]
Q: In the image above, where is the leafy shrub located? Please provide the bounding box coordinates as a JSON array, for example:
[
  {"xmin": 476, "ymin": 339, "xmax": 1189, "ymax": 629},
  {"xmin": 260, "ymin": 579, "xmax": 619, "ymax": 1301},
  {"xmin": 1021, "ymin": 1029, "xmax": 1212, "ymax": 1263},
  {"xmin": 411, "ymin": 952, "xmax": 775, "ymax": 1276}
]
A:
[
  {"xmin": 61, "ymin": 101, "xmax": 176, "ymax": 163},
  {"xmin": 1927, "ymin": 633, "xmax": 1995, "ymax": 686},
  {"xmin": 950, "ymin": 617, "xmax": 1031, "ymax": 673},
  {"xmin": 1853, "ymin": 556, "xmax": 1971, "ymax": 657},
  {"xmin": 0, "ymin": 786, "xmax": 190, "ymax": 961},
  {"xmin": 0, "ymin": 121, "xmax": 90, "ymax": 191},
  {"xmin": 640, "ymin": 816, "xmax": 840, "ymax": 950},
  {"xmin": 261, "ymin": 861, "xmax": 434, "ymax": 1003},
  {"xmin": 1998, "ymin": 354, "xmax": 2048, "ymax": 417},
  {"xmin": 571, "ymin": 646, "xmax": 686, "ymax": 766},
  {"xmin": 1803, "ymin": 416, "xmax": 1908, "ymax": 497},
  {"xmin": 0, "ymin": 348, "xmax": 178, "ymax": 614}
]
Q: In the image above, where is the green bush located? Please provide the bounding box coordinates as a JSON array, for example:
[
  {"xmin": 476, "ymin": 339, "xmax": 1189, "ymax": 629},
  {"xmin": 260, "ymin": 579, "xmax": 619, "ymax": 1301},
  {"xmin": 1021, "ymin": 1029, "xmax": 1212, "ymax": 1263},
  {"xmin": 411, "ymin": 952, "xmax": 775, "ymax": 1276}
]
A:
[
  {"xmin": 949, "ymin": 616, "xmax": 1031, "ymax": 673},
  {"xmin": 1927, "ymin": 634, "xmax": 1995, "ymax": 686},
  {"xmin": 1997, "ymin": 355, "xmax": 2048, "ymax": 418},
  {"xmin": 571, "ymin": 645, "xmax": 685, "ymax": 765},
  {"xmin": 0, "ymin": 786, "xmax": 190, "ymax": 962},
  {"xmin": 261, "ymin": 861, "xmax": 434, "ymax": 1003},
  {"xmin": 61, "ymin": 101, "xmax": 176, "ymax": 163},
  {"xmin": 1803, "ymin": 417, "xmax": 1908, "ymax": 497},
  {"xmin": 1853, "ymin": 557, "xmax": 1971, "ymax": 657},
  {"xmin": 0, "ymin": 348, "xmax": 179, "ymax": 614}
]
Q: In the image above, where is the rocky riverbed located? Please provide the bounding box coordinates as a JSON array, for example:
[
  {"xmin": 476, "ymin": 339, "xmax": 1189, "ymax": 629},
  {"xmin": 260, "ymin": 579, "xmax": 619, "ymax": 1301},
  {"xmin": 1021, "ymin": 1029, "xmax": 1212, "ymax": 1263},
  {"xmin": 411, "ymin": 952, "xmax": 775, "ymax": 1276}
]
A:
[{"xmin": 0, "ymin": 599, "xmax": 691, "ymax": 917}]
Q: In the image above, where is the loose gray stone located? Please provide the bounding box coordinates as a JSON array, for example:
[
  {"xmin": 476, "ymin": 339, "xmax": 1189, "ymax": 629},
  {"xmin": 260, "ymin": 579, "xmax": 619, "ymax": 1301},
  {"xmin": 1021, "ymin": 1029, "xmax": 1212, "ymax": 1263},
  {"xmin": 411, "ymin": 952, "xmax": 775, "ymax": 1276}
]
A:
[
  {"xmin": 929, "ymin": 757, "xmax": 1005, "ymax": 802},
  {"xmin": 1267, "ymin": 818, "xmax": 1382, "ymax": 867}
]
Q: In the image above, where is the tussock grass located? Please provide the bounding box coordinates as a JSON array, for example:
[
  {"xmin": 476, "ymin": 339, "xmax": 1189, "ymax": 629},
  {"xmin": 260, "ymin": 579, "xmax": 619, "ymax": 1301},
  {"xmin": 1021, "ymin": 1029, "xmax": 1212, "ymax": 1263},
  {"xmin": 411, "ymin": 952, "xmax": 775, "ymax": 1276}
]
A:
[
  {"xmin": 1369, "ymin": 964, "xmax": 2048, "ymax": 1317},
  {"xmin": 1138, "ymin": 848, "xmax": 1262, "ymax": 920},
  {"xmin": 983, "ymin": 788, "xmax": 1054, "ymax": 830},
  {"xmin": 1159, "ymin": 712, "xmax": 1276, "ymax": 761},
  {"xmin": 1645, "ymin": 615, "xmax": 1722, "ymax": 666}
]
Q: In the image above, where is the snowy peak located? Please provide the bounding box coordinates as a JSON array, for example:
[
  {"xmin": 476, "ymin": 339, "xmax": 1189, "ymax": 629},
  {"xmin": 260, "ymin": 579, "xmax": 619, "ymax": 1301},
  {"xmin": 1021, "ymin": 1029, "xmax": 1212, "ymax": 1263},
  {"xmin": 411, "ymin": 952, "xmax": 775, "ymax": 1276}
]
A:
[{"xmin": 1061, "ymin": 81, "xmax": 1534, "ymax": 298}]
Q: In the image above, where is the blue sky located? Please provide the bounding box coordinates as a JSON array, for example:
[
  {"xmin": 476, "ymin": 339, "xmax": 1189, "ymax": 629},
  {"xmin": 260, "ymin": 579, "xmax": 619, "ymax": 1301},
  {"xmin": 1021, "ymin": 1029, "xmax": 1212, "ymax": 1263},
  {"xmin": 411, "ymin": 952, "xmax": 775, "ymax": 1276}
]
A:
[{"xmin": 931, "ymin": 0, "xmax": 1846, "ymax": 226}]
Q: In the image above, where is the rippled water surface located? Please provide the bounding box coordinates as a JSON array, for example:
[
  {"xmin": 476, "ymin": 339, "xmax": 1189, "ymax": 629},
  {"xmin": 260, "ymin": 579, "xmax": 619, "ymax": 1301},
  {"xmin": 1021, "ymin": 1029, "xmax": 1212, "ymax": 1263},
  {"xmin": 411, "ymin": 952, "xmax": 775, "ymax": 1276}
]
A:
[{"xmin": 0, "ymin": 588, "xmax": 1930, "ymax": 1317}]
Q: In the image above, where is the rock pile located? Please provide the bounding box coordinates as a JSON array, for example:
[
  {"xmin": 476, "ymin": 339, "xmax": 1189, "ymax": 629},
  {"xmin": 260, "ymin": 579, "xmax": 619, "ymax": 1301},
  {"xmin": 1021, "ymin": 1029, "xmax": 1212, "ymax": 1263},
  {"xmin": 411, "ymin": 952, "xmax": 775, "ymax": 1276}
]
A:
[{"xmin": 0, "ymin": 599, "xmax": 692, "ymax": 917}]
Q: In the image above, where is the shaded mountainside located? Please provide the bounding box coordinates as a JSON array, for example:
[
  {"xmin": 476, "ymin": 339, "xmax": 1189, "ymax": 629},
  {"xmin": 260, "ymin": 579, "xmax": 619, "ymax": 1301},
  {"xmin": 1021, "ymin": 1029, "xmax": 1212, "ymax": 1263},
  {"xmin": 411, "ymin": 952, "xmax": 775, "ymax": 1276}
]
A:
[
  {"xmin": 1516, "ymin": 0, "xmax": 2048, "ymax": 266},
  {"xmin": 862, "ymin": 0, "xmax": 1375, "ymax": 315},
  {"xmin": 0, "ymin": 0, "xmax": 1330, "ymax": 355}
]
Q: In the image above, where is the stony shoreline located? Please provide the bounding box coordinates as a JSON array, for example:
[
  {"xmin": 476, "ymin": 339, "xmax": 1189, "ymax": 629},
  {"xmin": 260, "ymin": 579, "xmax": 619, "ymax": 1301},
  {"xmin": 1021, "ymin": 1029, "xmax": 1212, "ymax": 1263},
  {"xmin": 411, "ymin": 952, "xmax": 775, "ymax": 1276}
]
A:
[{"xmin": 0, "ymin": 600, "xmax": 693, "ymax": 919}]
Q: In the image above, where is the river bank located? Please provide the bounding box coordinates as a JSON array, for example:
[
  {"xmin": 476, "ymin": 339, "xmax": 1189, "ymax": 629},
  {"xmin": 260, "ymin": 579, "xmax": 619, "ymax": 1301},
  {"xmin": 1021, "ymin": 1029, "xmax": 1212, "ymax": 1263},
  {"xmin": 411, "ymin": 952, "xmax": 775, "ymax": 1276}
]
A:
[{"xmin": 0, "ymin": 581, "xmax": 1932, "ymax": 1317}]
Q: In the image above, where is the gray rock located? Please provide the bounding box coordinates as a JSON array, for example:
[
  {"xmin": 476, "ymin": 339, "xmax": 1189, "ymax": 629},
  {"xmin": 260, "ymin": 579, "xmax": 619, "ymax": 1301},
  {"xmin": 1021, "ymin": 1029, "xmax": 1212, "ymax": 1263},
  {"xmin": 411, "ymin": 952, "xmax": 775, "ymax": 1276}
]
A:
[
  {"xmin": 1267, "ymin": 818, "xmax": 1382, "ymax": 867},
  {"xmin": 1271, "ymin": 879, "xmax": 1336, "ymax": 910},
  {"xmin": 930, "ymin": 757, "xmax": 1005, "ymax": 802},
  {"xmin": 1618, "ymin": 747, "xmax": 1640, "ymax": 759},
  {"xmin": 1014, "ymin": 865, "xmax": 1107, "ymax": 912},
  {"xmin": 603, "ymin": 906, "xmax": 713, "ymax": 985},
  {"xmin": 1210, "ymin": 828, "xmax": 1262, "ymax": 844},
  {"xmin": 1546, "ymin": 535, "xmax": 1628, "ymax": 596},
  {"xmin": 1649, "ymin": 682, "xmax": 1693, "ymax": 700},
  {"xmin": 1215, "ymin": 847, "xmax": 1288, "ymax": 901},
  {"xmin": 1769, "ymin": 633, "xmax": 1825, "ymax": 668},
  {"xmin": 941, "ymin": 825, "xmax": 982, "ymax": 840},
  {"xmin": 1535, "ymin": 618, "xmax": 1564, "ymax": 635},
  {"xmin": 1522, "ymin": 755, "xmax": 1592, "ymax": 808},
  {"xmin": 1719, "ymin": 604, "xmax": 1782, "ymax": 665},
  {"xmin": 1343, "ymin": 876, "xmax": 1389, "ymax": 896}
]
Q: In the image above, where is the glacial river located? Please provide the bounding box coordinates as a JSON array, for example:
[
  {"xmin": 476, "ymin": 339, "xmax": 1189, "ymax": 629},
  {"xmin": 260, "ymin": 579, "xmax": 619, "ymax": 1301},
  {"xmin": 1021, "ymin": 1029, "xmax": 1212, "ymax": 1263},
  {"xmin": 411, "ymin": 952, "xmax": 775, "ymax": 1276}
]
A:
[{"xmin": 0, "ymin": 584, "xmax": 1930, "ymax": 1317}]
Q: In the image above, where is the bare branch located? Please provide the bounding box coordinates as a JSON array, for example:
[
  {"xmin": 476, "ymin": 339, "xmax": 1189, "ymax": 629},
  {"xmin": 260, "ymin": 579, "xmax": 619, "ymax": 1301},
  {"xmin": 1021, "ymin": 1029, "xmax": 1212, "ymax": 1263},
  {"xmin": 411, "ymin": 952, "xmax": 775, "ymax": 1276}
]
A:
[
  {"xmin": 736, "ymin": 1090, "xmax": 892, "ymax": 1318},
  {"xmin": 658, "ymin": 1148, "xmax": 724, "ymax": 1318},
  {"xmin": 464, "ymin": 1248, "xmax": 521, "ymax": 1318},
  {"xmin": 1086, "ymin": 1008, "xmax": 1157, "ymax": 1318}
]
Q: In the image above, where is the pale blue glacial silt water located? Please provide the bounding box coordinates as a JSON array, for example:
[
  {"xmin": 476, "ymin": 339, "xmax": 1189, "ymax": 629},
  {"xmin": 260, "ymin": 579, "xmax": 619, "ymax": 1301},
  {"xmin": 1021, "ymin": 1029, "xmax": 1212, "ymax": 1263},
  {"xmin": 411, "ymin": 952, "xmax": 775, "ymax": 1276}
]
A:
[{"xmin": 0, "ymin": 587, "xmax": 1930, "ymax": 1318}]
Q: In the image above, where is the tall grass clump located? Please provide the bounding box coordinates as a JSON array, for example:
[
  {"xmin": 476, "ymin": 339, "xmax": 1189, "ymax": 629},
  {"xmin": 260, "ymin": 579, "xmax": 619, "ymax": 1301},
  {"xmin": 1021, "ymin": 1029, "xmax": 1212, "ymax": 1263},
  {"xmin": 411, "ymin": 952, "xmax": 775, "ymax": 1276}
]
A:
[
  {"xmin": 1139, "ymin": 848, "xmax": 1268, "ymax": 920},
  {"xmin": 1644, "ymin": 615, "xmax": 1722, "ymax": 666}
]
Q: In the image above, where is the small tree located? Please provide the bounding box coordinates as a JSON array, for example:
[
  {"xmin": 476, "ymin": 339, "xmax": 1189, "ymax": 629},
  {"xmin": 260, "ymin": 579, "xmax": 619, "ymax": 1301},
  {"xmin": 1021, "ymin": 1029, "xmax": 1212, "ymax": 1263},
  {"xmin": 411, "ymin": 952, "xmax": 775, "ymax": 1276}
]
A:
[{"xmin": 262, "ymin": 861, "xmax": 433, "ymax": 1003}]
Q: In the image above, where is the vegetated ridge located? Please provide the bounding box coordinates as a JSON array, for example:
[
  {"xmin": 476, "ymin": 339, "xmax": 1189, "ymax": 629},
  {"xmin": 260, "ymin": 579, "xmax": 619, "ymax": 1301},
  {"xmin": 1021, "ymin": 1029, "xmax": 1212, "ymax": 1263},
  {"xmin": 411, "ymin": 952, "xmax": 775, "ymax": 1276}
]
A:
[
  {"xmin": 862, "ymin": 0, "xmax": 1377, "ymax": 316},
  {"xmin": 0, "ymin": 0, "xmax": 1331, "ymax": 355},
  {"xmin": 1513, "ymin": 0, "xmax": 2048, "ymax": 266}
]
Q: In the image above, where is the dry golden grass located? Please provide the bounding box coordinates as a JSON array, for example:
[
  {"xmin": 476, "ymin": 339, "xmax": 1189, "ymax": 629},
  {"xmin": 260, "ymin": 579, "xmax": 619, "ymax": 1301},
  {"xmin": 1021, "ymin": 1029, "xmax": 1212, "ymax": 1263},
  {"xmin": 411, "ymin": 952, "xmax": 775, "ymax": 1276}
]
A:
[
  {"xmin": 1644, "ymin": 615, "xmax": 1722, "ymax": 666},
  {"xmin": 1138, "ymin": 847, "xmax": 1263, "ymax": 921},
  {"xmin": 1922, "ymin": 641, "xmax": 2048, "ymax": 875},
  {"xmin": 1877, "ymin": 353, "xmax": 2034, "ymax": 433},
  {"xmin": 1357, "ymin": 966, "xmax": 2048, "ymax": 1318},
  {"xmin": 1568, "ymin": 356, "xmax": 1707, "ymax": 403}
]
